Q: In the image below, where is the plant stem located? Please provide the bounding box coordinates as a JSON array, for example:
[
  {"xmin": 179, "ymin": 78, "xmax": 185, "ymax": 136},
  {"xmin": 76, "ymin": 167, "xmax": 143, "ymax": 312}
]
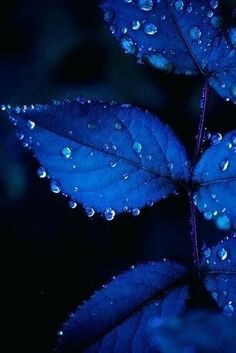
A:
[{"xmin": 189, "ymin": 81, "xmax": 209, "ymax": 273}]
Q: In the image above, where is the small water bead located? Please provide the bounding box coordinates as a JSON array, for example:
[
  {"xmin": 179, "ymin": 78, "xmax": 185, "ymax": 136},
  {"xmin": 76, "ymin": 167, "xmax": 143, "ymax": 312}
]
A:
[
  {"xmin": 16, "ymin": 131, "xmax": 24, "ymax": 140},
  {"xmin": 27, "ymin": 120, "xmax": 35, "ymax": 130},
  {"xmin": 167, "ymin": 162, "xmax": 174, "ymax": 170},
  {"xmin": 216, "ymin": 214, "xmax": 231, "ymax": 231},
  {"xmin": 219, "ymin": 160, "xmax": 229, "ymax": 172},
  {"xmin": 124, "ymin": 0, "xmax": 133, "ymax": 3},
  {"xmin": 103, "ymin": 10, "xmax": 114, "ymax": 22},
  {"xmin": 204, "ymin": 211, "xmax": 213, "ymax": 220},
  {"xmin": 104, "ymin": 207, "xmax": 116, "ymax": 221},
  {"xmin": 132, "ymin": 208, "xmax": 140, "ymax": 216},
  {"xmin": 120, "ymin": 35, "xmax": 136, "ymax": 54},
  {"xmin": 61, "ymin": 146, "xmax": 72, "ymax": 159},
  {"xmin": 207, "ymin": 10, "xmax": 214, "ymax": 18},
  {"xmin": 210, "ymin": 0, "xmax": 219, "ymax": 9},
  {"xmin": 37, "ymin": 166, "xmax": 47, "ymax": 178},
  {"xmin": 189, "ymin": 26, "xmax": 202, "ymax": 40},
  {"xmin": 138, "ymin": 0, "xmax": 153, "ymax": 11},
  {"xmin": 131, "ymin": 20, "xmax": 141, "ymax": 30},
  {"xmin": 114, "ymin": 121, "xmax": 124, "ymax": 130},
  {"xmin": 50, "ymin": 180, "xmax": 61, "ymax": 194},
  {"xmin": 144, "ymin": 23, "xmax": 157, "ymax": 35},
  {"xmin": 68, "ymin": 200, "xmax": 77, "ymax": 209},
  {"xmin": 211, "ymin": 133, "xmax": 222, "ymax": 145},
  {"xmin": 203, "ymin": 247, "xmax": 211, "ymax": 258},
  {"xmin": 223, "ymin": 302, "xmax": 234, "ymax": 316},
  {"xmin": 211, "ymin": 16, "xmax": 222, "ymax": 29},
  {"xmin": 123, "ymin": 173, "xmax": 129, "ymax": 180},
  {"xmin": 133, "ymin": 141, "xmax": 142, "ymax": 153},
  {"xmin": 146, "ymin": 53, "xmax": 174, "ymax": 72},
  {"xmin": 110, "ymin": 161, "xmax": 117, "ymax": 168},
  {"xmin": 87, "ymin": 123, "xmax": 96, "ymax": 129},
  {"xmin": 85, "ymin": 207, "xmax": 95, "ymax": 218},
  {"xmin": 174, "ymin": 0, "xmax": 184, "ymax": 11},
  {"xmin": 217, "ymin": 248, "xmax": 228, "ymax": 261},
  {"xmin": 58, "ymin": 331, "xmax": 64, "ymax": 337}
]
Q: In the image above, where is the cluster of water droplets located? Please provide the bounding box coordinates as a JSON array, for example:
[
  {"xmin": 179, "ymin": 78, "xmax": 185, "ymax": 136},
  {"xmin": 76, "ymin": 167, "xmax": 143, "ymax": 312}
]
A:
[
  {"xmin": 103, "ymin": 0, "xmax": 223, "ymax": 74},
  {"xmin": 202, "ymin": 235, "xmax": 236, "ymax": 317}
]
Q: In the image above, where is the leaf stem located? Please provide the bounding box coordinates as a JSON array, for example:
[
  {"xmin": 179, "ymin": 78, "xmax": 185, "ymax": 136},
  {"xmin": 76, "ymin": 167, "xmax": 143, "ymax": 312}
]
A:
[{"xmin": 189, "ymin": 81, "xmax": 209, "ymax": 273}]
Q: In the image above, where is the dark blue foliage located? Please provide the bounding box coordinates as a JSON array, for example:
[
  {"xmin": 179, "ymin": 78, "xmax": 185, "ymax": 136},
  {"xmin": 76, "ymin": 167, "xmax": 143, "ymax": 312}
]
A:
[
  {"xmin": 201, "ymin": 234, "xmax": 236, "ymax": 317},
  {"xmin": 57, "ymin": 261, "xmax": 188, "ymax": 353},
  {"xmin": 150, "ymin": 311, "xmax": 236, "ymax": 353},
  {"xmin": 6, "ymin": 98, "xmax": 189, "ymax": 219},
  {"xmin": 193, "ymin": 130, "xmax": 236, "ymax": 231},
  {"xmin": 102, "ymin": 0, "xmax": 236, "ymax": 103}
]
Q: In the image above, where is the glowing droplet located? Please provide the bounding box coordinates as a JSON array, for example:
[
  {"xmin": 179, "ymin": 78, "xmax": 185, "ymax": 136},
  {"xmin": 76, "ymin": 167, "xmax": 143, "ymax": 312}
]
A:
[
  {"xmin": 61, "ymin": 146, "xmax": 72, "ymax": 159},
  {"xmin": 50, "ymin": 180, "xmax": 61, "ymax": 194},
  {"xmin": 216, "ymin": 214, "xmax": 231, "ymax": 230},
  {"xmin": 138, "ymin": 0, "xmax": 153, "ymax": 11},
  {"xmin": 217, "ymin": 248, "xmax": 228, "ymax": 261},
  {"xmin": 133, "ymin": 141, "xmax": 142, "ymax": 153},
  {"xmin": 104, "ymin": 207, "xmax": 116, "ymax": 221},
  {"xmin": 219, "ymin": 160, "xmax": 229, "ymax": 172},
  {"xmin": 27, "ymin": 120, "xmax": 35, "ymax": 130},
  {"xmin": 37, "ymin": 166, "xmax": 47, "ymax": 179},
  {"xmin": 85, "ymin": 207, "xmax": 95, "ymax": 218},
  {"xmin": 189, "ymin": 26, "xmax": 202, "ymax": 40}
]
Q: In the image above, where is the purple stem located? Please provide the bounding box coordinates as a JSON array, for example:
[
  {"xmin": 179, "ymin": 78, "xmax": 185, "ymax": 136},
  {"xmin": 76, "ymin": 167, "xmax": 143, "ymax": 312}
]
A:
[{"xmin": 189, "ymin": 80, "xmax": 209, "ymax": 272}]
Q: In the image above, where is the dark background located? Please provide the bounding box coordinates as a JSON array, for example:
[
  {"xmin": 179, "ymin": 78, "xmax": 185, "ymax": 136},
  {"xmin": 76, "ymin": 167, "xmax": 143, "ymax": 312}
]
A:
[{"xmin": 0, "ymin": 1, "xmax": 235, "ymax": 352}]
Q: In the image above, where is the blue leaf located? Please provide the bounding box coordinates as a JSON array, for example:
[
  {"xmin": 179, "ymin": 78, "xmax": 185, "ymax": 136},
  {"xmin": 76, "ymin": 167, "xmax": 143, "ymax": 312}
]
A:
[
  {"xmin": 149, "ymin": 311, "xmax": 236, "ymax": 353},
  {"xmin": 102, "ymin": 0, "xmax": 236, "ymax": 103},
  {"xmin": 201, "ymin": 233, "xmax": 236, "ymax": 317},
  {"xmin": 56, "ymin": 261, "xmax": 188, "ymax": 353},
  {"xmin": 193, "ymin": 130, "xmax": 236, "ymax": 231},
  {"xmin": 6, "ymin": 99, "xmax": 189, "ymax": 218}
]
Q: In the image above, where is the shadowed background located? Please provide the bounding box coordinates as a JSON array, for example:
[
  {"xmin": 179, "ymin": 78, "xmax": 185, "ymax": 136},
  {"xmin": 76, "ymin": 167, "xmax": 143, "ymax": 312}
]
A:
[{"xmin": 0, "ymin": 1, "xmax": 235, "ymax": 352}]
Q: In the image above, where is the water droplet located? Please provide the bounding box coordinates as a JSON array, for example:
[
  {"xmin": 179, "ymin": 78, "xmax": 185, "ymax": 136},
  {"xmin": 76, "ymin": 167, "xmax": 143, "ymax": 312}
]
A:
[
  {"xmin": 146, "ymin": 53, "xmax": 174, "ymax": 72},
  {"xmin": 37, "ymin": 166, "xmax": 47, "ymax": 178},
  {"xmin": 120, "ymin": 35, "xmax": 136, "ymax": 54},
  {"xmin": 85, "ymin": 207, "xmax": 95, "ymax": 218},
  {"xmin": 16, "ymin": 131, "xmax": 24, "ymax": 140},
  {"xmin": 133, "ymin": 141, "xmax": 142, "ymax": 153},
  {"xmin": 61, "ymin": 146, "xmax": 72, "ymax": 159},
  {"xmin": 203, "ymin": 247, "xmax": 211, "ymax": 258},
  {"xmin": 174, "ymin": 0, "xmax": 184, "ymax": 11},
  {"xmin": 132, "ymin": 208, "xmax": 140, "ymax": 216},
  {"xmin": 167, "ymin": 162, "xmax": 174, "ymax": 170},
  {"xmin": 211, "ymin": 133, "xmax": 222, "ymax": 145},
  {"xmin": 69, "ymin": 200, "xmax": 77, "ymax": 209},
  {"xmin": 138, "ymin": 0, "xmax": 153, "ymax": 11},
  {"xmin": 189, "ymin": 26, "xmax": 202, "ymax": 40},
  {"xmin": 110, "ymin": 161, "xmax": 117, "ymax": 168},
  {"xmin": 223, "ymin": 302, "xmax": 234, "ymax": 316},
  {"xmin": 219, "ymin": 159, "xmax": 229, "ymax": 172},
  {"xmin": 88, "ymin": 123, "xmax": 96, "ymax": 129},
  {"xmin": 144, "ymin": 23, "xmax": 157, "ymax": 35},
  {"xmin": 131, "ymin": 20, "xmax": 141, "ymax": 30},
  {"xmin": 104, "ymin": 207, "xmax": 116, "ymax": 221},
  {"xmin": 114, "ymin": 121, "xmax": 124, "ymax": 130},
  {"xmin": 204, "ymin": 211, "xmax": 213, "ymax": 220},
  {"xmin": 216, "ymin": 214, "xmax": 231, "ymax": 230},
  {"xmin": 58, "ymin": 331, "xmax": 64, "ymax": 336},
  {"xmin": 50, "ymin": 180, "xmax": 61, "ymax": 194},
  {"xmin": 217, "ymin": 248, "xmax": 228, "ymax": 261},
  {"xmin": 123, "ymin": 173, "xmax": 129, "ymax": 180},
  {"xmin": 104, "ymin": 10, "xmax": 114, "ymax": 22},
  {"xmin": 27, "ymin": 120, "xmax": 35, "ymax": 130}
]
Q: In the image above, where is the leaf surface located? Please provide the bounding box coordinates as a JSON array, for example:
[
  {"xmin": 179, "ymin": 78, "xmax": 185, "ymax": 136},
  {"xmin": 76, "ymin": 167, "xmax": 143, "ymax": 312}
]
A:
[
  {"xmin": 102, "ymin": 0, "xmax": 236, "ymax": 103},
  {"xmin": 193, "ymin": 131, "xmax": 236, "ymax": 231},
  {"xmin": 7, "ymin": 99, "xmax": 189, "ymax": 217},
  {"xmin": 57, "ymin": 261, "xmax": 188, "ymax": 353}
]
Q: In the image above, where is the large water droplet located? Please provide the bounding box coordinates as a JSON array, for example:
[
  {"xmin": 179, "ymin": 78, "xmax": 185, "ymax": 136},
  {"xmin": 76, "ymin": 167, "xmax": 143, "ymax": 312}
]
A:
[
  {"xmin": 50, "ymin": 180, "xmax": 61, "ymax": 194},
  {"xmin": 133, "ymin": 141, "xmax": 142, "ymax": 153},
  {"xmin": 217, "ymin": 248, "xmax": 228, "ymax": 261},
  {"xmin": 138, "ymin": 0, "xmax": 153, "ymax": 11},
  {"xmin": 146, "ymin": 53, "xmax": 174, "ymax": 72},
  {"xmin": 120, "ymin": 35, "xmax": 136, "ymax": 54},
  {"xmin": 132, "ymin": 208, "xmax": 140, "ymax": 216},
  {"xmin": 144, "ymin": 23, "xmax": 157, "ymax": 35},
  {"xmin": 131, "ymin": 20, "xmax": 141, "ymax": 30},
  {"xmin": 69, "ymin": 200, "xmax": 77, "ymax": 209},
  {"xmin": 211, "ymin": 133, "xmax": 222, "ymax": 145},
  {"xmin": 104, "ymin": 207, "xmax": 116, "ymax": 221},
  {"xmin": 85, "ymin": 207, "xmax": 95, "ymax": 218},
  {"xmin": 189, "ymin": 26, "xmax": 202, "ymax": 40},
  {"xmin": 216, "ymin": 214, "xmax": 231, "ymax": 230},
  {"xmin": 219, "ymin": 159, "xmax": 229, "ymax": 172},
  {"xmin": 27, "ymin": 120, "xmax": 35, "ymax": 130},
  {"xmin": 223, "ymin": 302, "xmax": 234, "ymax": 316},
  {"xmin": 204, "ymin": 211, "xmax": 213, "ymax": 220},
  {"xmin": 37, "ymin": 166, "xmax": 47, "ymax": 178},
  {"xmin": 61, "ymin": 146, "xmax": 72, "ymax": 159},
  {"xmin": 174, "ymin": 0, "xmax": 184, "ymax": 11}
]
